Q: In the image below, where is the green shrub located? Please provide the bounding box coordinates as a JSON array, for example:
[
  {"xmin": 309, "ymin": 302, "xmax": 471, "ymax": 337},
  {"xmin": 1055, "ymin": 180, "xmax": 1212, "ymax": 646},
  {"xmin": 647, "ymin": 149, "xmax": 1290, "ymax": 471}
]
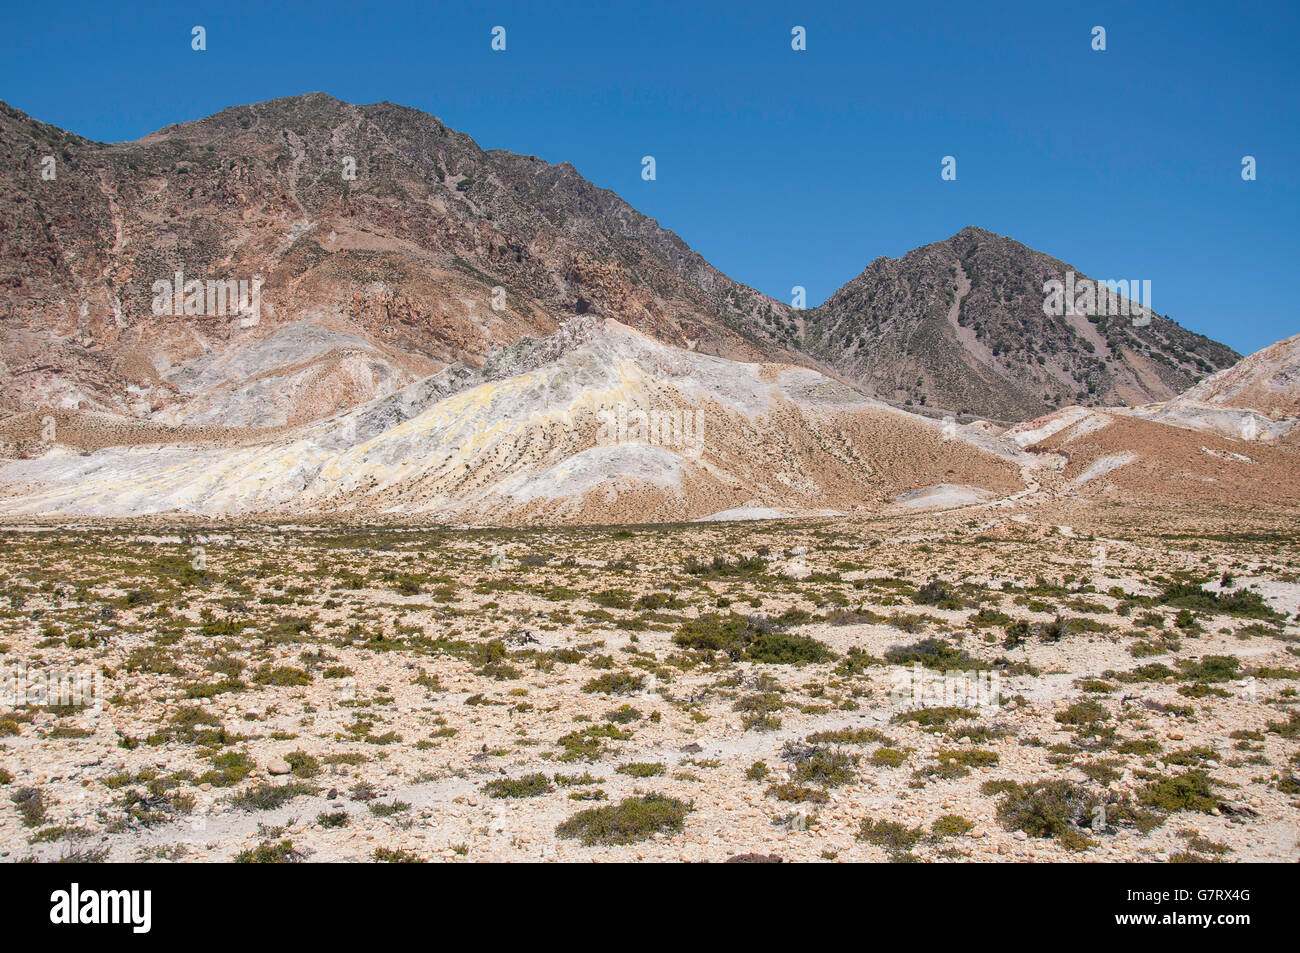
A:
[
  {"xmin": 234, "ymin": 839, "xmax": 303, "ymax": 863},
  {"xmin": 285, "ymin": 751, "xmax": 321, "ymax": 778},
  {"xmin": 858, "ymin": 817, "xmax": 923, "ymax": 853},
  {"xmin": 1055, "ymin": 700, "xmax": 1108, "ymax": 726},
  {"xmin": 733, "ymin": 692, "xmax": 785, "ymax": 731},
  {"xmin": 605, "ymin": 704, "xmax": 641, "ymax": 724},
  {"xmin": 884, "ymin": 638, "xmax": 983, "ymax": 671},
  {"xmin": 745, "ymin": 631, "xmax": 834, "ymax": 665},
  {"xmin": 374, "ymin": 847, "xmax": 425, "ymax": 862},
  {"xmin": 996, "ymin": 780, "xmax": 1100, "ymax": 838},
  {"xmin": 557, "ymin": 723, "xmax": 632, "ymax": 761},
  {"xmin": 673, "ymin": 614, "xmax": 833, "ymax": 665},
  {"xmin": 10, "ymin": 786, "xmax": 48, "ymax": 827},
  {"xmin": 932, "ymin": 814, "xmax": 975, "ymax": 837},
  {"xmin": 936, "ymin": 748, "xmax": 999, "ymax": 768},
  {"xmin": 1158, "ymin": 580, "xmax": 1278, "ymax": 620},
  {"xmin": 1139, "ymin": 771, "xmax": 1217, "ymax": 813},
  {"xmin": 483, "ymin": 773, "xmax": 554, "ymax": 798},
  {"xmin": 251, "ymin": 665, "xmax": 312, "ymax": 687},
  {"xmin": 892, "ymin": 706, "xmax": 976, "ymax": 728},
  {"xmin": 196, "ymin": 750, "xmax": 254, "ymax": 787},
  {"xmin": 913, "ymin": 577, "xmax": 962, "ymax": 609},
  {"xmin": 1177, "ymin": 655, "xmax": 1240, "ymax": 683},
  {"xmin": 870, "ymin": 747, "xmax": 909, "ymax": 767},
  {"xmin": 582, "ymin": 671, "xmax": 645, "ymax": 695},
  {"xmin": 1267, "ymin": 711, "xmax": 1300, "ymax": 738},
  {"xmin": 229, "ymin": 781, "xmax": 318, "ymax": 811},
  {"xmin": 592, "ymin": 589, "xmax": 634, "ymax": 609},
  {"xmin": 806, "ymin": 727, "xmax": 892, "ymax": 746},
  {"xmin": 783, "ymin": 743, "xmax": 857, "ymax": 788},
  {"xmin": 556, "ymin": 794, "xmax": 691, "ymax": 845}
]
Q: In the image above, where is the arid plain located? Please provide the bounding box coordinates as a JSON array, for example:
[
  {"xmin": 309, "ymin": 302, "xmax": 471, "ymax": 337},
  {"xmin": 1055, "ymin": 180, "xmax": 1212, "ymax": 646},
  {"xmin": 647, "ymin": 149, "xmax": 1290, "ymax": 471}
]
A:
[{"xmin": 2, "ymin": 498, "xmax": 1297, "ymax": 863}]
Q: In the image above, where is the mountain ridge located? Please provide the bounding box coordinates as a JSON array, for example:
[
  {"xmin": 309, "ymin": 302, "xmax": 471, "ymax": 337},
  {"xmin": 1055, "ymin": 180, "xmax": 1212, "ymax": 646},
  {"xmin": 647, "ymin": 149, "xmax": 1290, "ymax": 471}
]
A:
[
  {"xmin": 798, "ymin": 226, "xmax": 1239, "ymax": 422},
  {"xmin": 0, "ymin": 92, "xmax": 800, "ymax": 424},
  {"xmin": 0, "ymin": 93, "xmax": 1241, "ymax": 428}
]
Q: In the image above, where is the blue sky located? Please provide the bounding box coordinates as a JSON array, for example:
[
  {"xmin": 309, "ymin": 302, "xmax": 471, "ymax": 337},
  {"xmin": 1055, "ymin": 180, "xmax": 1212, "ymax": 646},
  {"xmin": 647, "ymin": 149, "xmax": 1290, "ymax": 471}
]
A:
[{"xmin": 2, "ymin": 0, "xmax": 1296, "ymax": 354}]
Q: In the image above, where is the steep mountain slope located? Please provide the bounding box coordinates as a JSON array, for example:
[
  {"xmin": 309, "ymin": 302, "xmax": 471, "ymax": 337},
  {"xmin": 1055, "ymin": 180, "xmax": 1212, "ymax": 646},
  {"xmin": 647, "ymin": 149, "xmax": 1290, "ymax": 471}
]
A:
[
  {"xmin": 799, "ymin": 227, "xmax": 1239, "ymax": 421},
  {"xmin": 0, "ymin": 93, "xmax": 795, "ymax": 423},
  {"xmin": 0, "ymin": 319, "xmax": 1028, "ymax": 522}
]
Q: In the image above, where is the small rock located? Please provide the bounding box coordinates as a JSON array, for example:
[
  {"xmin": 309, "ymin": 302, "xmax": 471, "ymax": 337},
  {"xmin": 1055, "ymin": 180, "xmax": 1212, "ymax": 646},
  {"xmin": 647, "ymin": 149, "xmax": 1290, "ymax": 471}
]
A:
[{"xmin": 267, "ymin": 758, "xmax": 292, "ymax": 776}]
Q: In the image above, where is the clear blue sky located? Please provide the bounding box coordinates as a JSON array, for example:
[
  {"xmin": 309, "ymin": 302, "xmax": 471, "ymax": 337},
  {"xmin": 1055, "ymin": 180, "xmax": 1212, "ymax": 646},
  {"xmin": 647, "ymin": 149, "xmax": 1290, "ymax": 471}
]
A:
[{"xmin": 2, "ymin": 0, "xmax": 1296, "ymax": 354}]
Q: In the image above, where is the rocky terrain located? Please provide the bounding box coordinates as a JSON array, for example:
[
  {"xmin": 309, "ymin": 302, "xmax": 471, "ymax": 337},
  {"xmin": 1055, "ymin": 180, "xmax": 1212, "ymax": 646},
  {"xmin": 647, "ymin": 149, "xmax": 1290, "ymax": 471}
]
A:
[
  {"xmin": 0, "ymin": 318, "xmax": 1032, "ymax": 522},
  {"xmin": 1169, "ymin": 332, "xmax": 1300, "ymax": 417},
  {"xmin": 0, "ymin": 95, "xmax": 1237, "ymax": 432},
  {"xmin": 0, "ymin": 93, "xmax": 798, "ymax": 424},
  {"xmin": 1, "ymin": 326, "xmax": 1296, "ymax": 864},
  {"xmin": 1, "ymin": 501, "xmax": 1297, "ymax": 863},
  {"xmin": 1126, "ymin": 332, "xmax": 1300, "ymax": 443},
  {"xmin": 1, "ymin": 317, "xmax": 1295, "ymax": 523},
  {"xmin": 799, "ymin": 227, "xmax": 1238, "ymax": 421}
]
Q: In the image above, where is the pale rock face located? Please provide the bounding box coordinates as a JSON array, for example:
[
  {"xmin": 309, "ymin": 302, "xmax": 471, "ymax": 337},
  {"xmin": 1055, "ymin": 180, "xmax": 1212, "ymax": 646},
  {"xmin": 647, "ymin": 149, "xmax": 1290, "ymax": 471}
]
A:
[
  {"xmin": 1173, "ymin": 332, "xmax": 1300, "ymax": 416},
  {"xmin": 1118, "ymin": 332, "xmax": 1300, "ymax": 442},
  {"xmin": 0, "ymin": 319, "xmax": 1033, "ymax": 521},
  {"xmin": 150, "ymin": 321, "xmax": 415, "ymax": 429},
  {"xmin": 2, "ymin": 318, "xmax": 1297, "ymax": 521},
  {"xmin": 894, "ymin": 485, "xmax": 994, "ymax": 508}
]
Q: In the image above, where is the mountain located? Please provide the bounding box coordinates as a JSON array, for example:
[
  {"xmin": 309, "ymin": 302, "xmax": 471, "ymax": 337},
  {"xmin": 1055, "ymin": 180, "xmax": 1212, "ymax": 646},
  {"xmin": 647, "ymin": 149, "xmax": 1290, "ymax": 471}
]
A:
[
  {"xmin": 1006, "ymin": 405, "xmax": 1300, "ymax": 509},
  {"xmin": 0, "ymin": 96, "xmax": 1241, "ymax": 434},
  {"xmin": 1109, "ymin": 332, "xmax": 1300, "ymax": 443},
  {"xmin": 1160, "ymin": 331, "xmax": 1300, "ymax": 419},
  {"xmin": 1001, "ymin": 333, "xmax": 1300, "ymax": 508},
  {"xmin": 3, "ymin": 318, "xmax": 1295, "ymax": 522},
  {"xmin": 0, "ymin": 93, "xmax": 796, "ymax": 424},
  {"xmin": 798, "ymin": 227, "xmax": 1239, "ymax": 421},
  {"xmin": 0, "ymin": 318, "xmax": 1029, "ymax": 521}
]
